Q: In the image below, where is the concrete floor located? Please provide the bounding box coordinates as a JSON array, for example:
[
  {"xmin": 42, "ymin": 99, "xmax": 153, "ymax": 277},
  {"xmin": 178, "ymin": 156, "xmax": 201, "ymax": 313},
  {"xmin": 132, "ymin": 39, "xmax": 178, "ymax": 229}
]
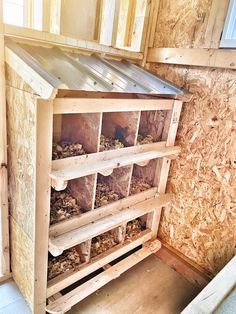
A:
[{"xmin": 0, "ymin": 255, "xmax": 200, "ymax": 314}]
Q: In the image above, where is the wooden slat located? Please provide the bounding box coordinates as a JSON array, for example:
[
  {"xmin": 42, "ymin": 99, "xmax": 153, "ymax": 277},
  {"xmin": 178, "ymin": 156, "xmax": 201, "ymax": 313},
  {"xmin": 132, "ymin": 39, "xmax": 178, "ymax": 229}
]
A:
[
  {"xmin": 53, "ymin": 98, "xmax": 174, "ymax": 114},
  {"xmin": 4, "ymin": 23, "xmax": 142, "ymax": 61},
  {"xmin": 46, "ymin": 239, "xmax": 161, "ymax": 314},
  {"xmin": 48, "ymin": 194, "xmax": 170, "ymax": 256},
  {"xmin": 50, "ymin": 146, "xmax": 181, "ymax": 190},
  {"xmin": 0, "ymin": 0, "xmax": 9, "ymax": 277},
  {"xmin": 50, "ymin": 187, "xmax": 157, "ymax": 237},
  {"xmin": 182, "ymin": 256, "xmax": 236, "ymax": 314},
  {"xmin": 33, "ymin": 99, "xmax": 53, "ymax": 312},
  {"xmin": 147, "ymin": 47, "xmax": 236, "ymax": 70},
  {"xmin": 52, "ymin": 142, "xmax": 166, "ymax": 171},
  {"xmin": 47, "ymin": 230, "xmax": 152, "ymax": 297},
  {"xmin": 124, "ymin": 0, "xmax": 136, "ymax": 47}
]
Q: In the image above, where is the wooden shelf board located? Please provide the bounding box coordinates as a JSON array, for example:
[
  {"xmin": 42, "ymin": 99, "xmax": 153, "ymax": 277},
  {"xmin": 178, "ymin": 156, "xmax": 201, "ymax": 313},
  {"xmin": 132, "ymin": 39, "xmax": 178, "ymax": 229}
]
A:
[
  {"xmin": 50, "ymin": 146, "xmax": 180, "ymax": 190},
  {"xmin": 46, "ymin": 239, "xmax": 161, "ymax": 314},
  {"xmin": 48, "ymin": 194, "xmax": 170, "ymax": 256},
  {"xmin": 53, "ymin": 98, "xmax": 174, "ymax": 114},
  {"xmin": 47, "ymin": 229, "xmax": 153, "ymax": 297},
  {"xmin": 49, "ymin": 187, "xmax": 157, "ymax": 237}
]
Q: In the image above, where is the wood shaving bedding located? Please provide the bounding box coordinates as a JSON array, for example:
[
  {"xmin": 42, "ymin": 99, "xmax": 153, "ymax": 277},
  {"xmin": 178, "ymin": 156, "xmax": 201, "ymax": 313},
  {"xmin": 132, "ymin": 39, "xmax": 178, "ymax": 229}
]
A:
[
  {"xmin": 137, "ymin": 134, "xmax": 154, "ymax": 145},
  {"xmin": 100, "ymin": 134, "xmax": 124, "ymax": 151},
  {"xmin": 50, "ymin": 190, "xmax": 83, "ymax": 224},
  {"xmin": 91, "ymin": 231, "xmax": 117, "ymax": 258},
  {"xmin": 130, "ymin": 176, "xmax": 152, "ymax": 195},
  {"xmin": 95, "ymin": 182, "xmax": 123, "ymax": 208},
  {"xmin": 48, "ymin": 248, "xmax": 81, "ymax": 280},
  {"xmin": 52, "ymin": 142, "xmax": 85, "ymax": 160},
  {"xmin": 125, "ymin": 219, "xmax": 146, "ymax": 240}
]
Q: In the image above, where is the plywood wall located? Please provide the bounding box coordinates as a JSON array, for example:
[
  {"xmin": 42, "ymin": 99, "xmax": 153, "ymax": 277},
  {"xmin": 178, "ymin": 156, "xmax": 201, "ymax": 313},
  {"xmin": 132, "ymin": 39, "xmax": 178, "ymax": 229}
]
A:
[{"xmin": 149, "ymin": 0, "xmax": 236, "ymax": 275}]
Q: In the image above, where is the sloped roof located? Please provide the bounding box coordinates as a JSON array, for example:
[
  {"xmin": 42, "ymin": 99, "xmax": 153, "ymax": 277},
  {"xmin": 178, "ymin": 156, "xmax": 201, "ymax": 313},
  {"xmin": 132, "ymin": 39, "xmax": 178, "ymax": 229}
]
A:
[{"xmin": 5, "ymin": 39, "xmax": 188, "ymax": 99}]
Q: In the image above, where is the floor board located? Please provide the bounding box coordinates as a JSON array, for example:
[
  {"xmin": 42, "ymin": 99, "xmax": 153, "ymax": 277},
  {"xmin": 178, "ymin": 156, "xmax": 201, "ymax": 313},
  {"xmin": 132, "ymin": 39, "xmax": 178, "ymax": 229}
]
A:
[{"xmin": 0, "ymin": 255, "xmax": 200, "ymax": 314}]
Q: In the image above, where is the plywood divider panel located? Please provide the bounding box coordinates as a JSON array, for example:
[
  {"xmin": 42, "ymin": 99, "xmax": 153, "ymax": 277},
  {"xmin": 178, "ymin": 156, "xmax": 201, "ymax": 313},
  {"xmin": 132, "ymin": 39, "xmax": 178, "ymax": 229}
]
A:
[
  {"xmin": 61, "ymin": 113, "xmax": 101, "ymax": 153},
  {"xmin": 34, "ymin": 99, "xmax": 53, "ymax": 313},
  {"xmin": 101, "ymin": 111, "xmax": 140, "ymax": 148},
  {"xmin": 52, "ymin": 115, "xmax": 62, "ymax": 143}
]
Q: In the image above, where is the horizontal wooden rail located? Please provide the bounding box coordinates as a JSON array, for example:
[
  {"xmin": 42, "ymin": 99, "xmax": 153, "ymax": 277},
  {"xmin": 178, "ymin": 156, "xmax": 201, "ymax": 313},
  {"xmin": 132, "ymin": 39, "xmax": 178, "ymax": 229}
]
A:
[
  {"xmin": 53, "ymin": 98, "xmax": 174, "ymax": 114},
  {"xmin": 46, "ymin": 239, "xmax": 161, "ymax": 313},
  {"xmin": 50, "ymin": 188, "xmax": 157, "ymax": 237},
  {"xmin": 4, "ymin": 23, "xmax": 142, "ymax": 60},
  {"xmin": 47, "ymin": 230, "xmax": 152, "ymax": 297},
  {"xmin": 48, "ymin": 194, "xmax": 170, "ymax": 256},
  {"xmin": 50, "ymin": 146, "xmax": 180, "ymax": 191},
  {"xmin": 52, "ymin": 142, "xmax": 166, "ymax": 171},
  {"xmin": 147, "ymin": 47, "xmax": 236, "ymax": 70}
]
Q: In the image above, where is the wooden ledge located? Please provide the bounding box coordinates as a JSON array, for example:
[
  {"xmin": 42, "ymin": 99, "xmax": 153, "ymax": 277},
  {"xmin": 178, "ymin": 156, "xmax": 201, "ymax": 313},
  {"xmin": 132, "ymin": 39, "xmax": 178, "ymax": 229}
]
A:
[
  {"xmin": 48, "ymin": 194, "xmax": 170, "ymax": 256},
  {"xmin": 50, "ymin": 146, "xmax": 181, "ymax": 191}
]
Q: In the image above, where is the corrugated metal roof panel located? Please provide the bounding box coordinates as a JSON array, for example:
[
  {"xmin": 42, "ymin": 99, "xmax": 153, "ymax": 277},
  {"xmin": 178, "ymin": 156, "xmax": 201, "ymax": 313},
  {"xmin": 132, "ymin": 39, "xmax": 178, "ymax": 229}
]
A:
[{"xmin": 6, "ymin": 40, "xmax": 185, "ymax": 96}]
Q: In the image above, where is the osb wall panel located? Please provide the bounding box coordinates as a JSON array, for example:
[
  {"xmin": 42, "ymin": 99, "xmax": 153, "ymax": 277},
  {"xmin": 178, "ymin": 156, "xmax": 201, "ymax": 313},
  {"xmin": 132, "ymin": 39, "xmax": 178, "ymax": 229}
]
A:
[
  {"xmin": 154, "ymin": 0, "xmax": 229, "ymax": 49},
  {"xmin": 150, "ymin": 63, "xmax": 236, "ymax": 274},
  {"xmin": 11, "ymin": 218, "xmax": 34, "ymax": 309},
  {"xmin": 6, "ymin": 85, "xmax": 36, "ymax": 239}
]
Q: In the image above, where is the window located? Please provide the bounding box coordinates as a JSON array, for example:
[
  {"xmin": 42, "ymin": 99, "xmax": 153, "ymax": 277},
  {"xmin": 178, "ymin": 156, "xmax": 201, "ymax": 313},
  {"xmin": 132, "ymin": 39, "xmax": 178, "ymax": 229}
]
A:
[
  {"xmin": 220, "ymin": 0, "xmax": 236, "ymax": 48},
  {"xmin": 3, "ymin": 0, "xmax": 25, "ymax": 27}
]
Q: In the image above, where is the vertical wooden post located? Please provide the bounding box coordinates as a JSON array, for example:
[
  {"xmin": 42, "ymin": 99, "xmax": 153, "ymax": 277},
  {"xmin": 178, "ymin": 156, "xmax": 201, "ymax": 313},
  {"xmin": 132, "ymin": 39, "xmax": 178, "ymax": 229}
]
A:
[
  {"xmin": 147, "ymin": 100, "xmax": 183, "ymax": 237},
  {"xmin": 0, "ymin": 0, "xmax": 10, "ymax": 277},
  {"xmin": 34, "ymin": 99, "xmax": 53, "ymax": 313}
]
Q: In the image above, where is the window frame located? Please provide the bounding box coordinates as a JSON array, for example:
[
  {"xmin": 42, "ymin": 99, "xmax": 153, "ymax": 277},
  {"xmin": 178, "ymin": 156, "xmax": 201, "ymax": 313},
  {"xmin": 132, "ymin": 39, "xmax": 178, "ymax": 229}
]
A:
[{"xmin": 220, "ymin": 0, "xmax": 236, "ymax": 48}]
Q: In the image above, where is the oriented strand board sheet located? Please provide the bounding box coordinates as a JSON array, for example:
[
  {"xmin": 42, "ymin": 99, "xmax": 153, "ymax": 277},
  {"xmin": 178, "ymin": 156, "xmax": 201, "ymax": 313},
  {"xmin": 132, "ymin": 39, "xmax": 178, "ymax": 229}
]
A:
[{"xmin": 150, "ymin": 62, "xmax": 236, "ymax": 275}]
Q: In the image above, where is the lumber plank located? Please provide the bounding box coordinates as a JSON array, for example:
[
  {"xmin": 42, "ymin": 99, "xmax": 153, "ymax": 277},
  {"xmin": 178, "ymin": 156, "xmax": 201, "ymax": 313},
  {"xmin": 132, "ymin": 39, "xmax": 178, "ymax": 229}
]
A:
[
  {"xmin": 47, "ymin": 230, "xmax": 152, "ymax": 297},
  {"xmin": 0, "ymin": 0, "xmax": 10, "ymax": 277},
  {"xmin": 52, "ymin": 142, "xmax": 166, "ymax": 171},
  {"xmin": 46, "ymin": 239, "xmax": 161, "ymax": 313},
  {"xmin": 147, "ymin": 47, "xmax": 236, "ymax": 70},
  {"xmin": 48, "ymin": 194, "xmax": 170, "ymax": 256},
  {"xmin": 182, "ymin": 256, "xmax": 236, "ymax": 314},
  {"xmin": 50, "ymin": 146, "xmax": 180, "ymax": 190},
  {"xmin": 50, "ymin": 188, "xmax": 157, "ymax": 237},
  {"xmin": 33, "ymin": 99, "xmax": 53, "ymax": 312},
  {"xmin": 53, "ymin": 98, "xmax": 174, "ymax": 114},
  {"xmin": 4, "ymin": 23, "xmax": 142, "ymax": 61}
]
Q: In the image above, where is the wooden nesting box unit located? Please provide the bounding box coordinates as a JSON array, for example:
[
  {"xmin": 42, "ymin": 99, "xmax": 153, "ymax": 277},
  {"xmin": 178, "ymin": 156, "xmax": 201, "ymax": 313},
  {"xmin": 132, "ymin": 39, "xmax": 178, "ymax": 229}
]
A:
[{"xmin": 5, "ymin": 39, "xmax": 190, "ymax": 313}]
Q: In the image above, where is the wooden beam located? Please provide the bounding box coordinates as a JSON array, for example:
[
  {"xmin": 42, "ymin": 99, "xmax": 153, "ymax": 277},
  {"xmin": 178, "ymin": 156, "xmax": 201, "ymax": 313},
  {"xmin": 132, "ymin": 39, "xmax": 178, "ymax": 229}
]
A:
[
  {"xmin": 47, "ymin": 230, "xmax": 153, "ymax": 297},
  {"xmin": 4, "ymin": 23, "xmax": 143, "ymax": 61},
  {"xmin": 46, "ymin": 239, "xmax": 161, "ymax": 313},
  {"xmin": 50, "ymin": 147, "xmax": 180, "ymax": 190},
  {"xmin": 124, "ymin": 0, "xmax": 136, "ymax": 47},
  {"xmin": 53, "ymin": 98, "xmax": 174, "ymax": 114},
  {"xmin": 48, "ymin": 195, "xmax": 170, "ymax": 256},
  {"xmin": 98, "ymin": 0, "xmax": 116, "ymax": 46},
  {"xmin": 182, "ymin": 256, "xmax": 236, "ymax": 313},
  {"xmin": 33, "ymin": 99, "xmax": 53, "ymax": 313},
  {"xmin": 147, "ymin": 47, "xmax": 236, "ymax": 69},
  {"xmin": 0, "ymin": 0, "xmax": 10, "ymax": 277}
]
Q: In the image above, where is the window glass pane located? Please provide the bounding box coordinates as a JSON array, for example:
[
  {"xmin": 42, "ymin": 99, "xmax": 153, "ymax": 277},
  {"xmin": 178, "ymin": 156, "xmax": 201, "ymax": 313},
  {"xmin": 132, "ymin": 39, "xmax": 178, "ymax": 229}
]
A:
[{"xmin": 3, "ymin": 0, "xmax": 24, "ymax": 26}]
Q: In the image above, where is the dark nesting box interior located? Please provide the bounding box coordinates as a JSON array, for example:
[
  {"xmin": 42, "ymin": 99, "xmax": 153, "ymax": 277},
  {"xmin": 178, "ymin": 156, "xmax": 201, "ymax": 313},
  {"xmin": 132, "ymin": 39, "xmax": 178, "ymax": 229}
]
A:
[
  {"xmin": 100, "ymin": 112, "xmax": 140, "ymax": 151},
  {"xmin": 137, "ymin": 110, "xmax": 169, "ymax": 144},
  {"xmin": 52, "ymin": 113, "xmax": 101, "ymax": 158}
]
